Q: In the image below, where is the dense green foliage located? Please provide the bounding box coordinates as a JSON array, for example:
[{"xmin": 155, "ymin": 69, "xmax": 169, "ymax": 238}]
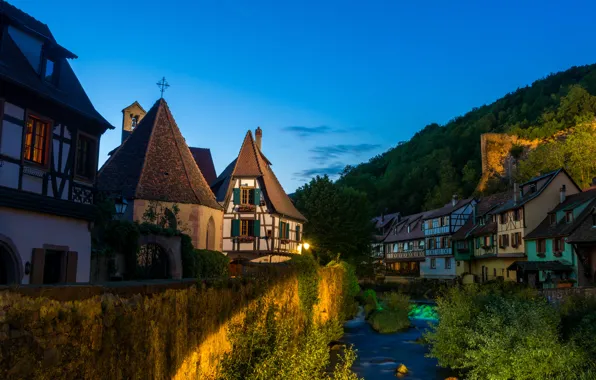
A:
[
  {"xmin": 516, "ymin": 120, "xmax": 596, "ymax": 185},
  {"xmin": 362, "ymin": 289, "xmax": 380, "ymax": 316},
  {"xmin": 294, "ymin": 176, "xmax": 374, "ymax": 266},
  {"xmin": 182, "ymin": 247, "xmax": 230, "ymax": 279},
  {"xmin": 425, "ymin": 284, "xmax": 596, "ymax": 379},
  {"xmin": 217, "ymin": 261, "xmax": 361, "ymax": 380},
  {"xmin": 337, "ymin": 64, "xmax": 596, "ymax": 214},
  {"xmin": 368, "ymin": 291, "xmax": 411, "ymax": 334},
  {"xmin": 291, "ymin": 253, "xmax": 321, "ymax": 320}
]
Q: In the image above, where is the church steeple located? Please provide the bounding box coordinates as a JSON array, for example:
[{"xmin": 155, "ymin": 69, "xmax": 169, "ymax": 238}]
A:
[{"xmin": 121, "ymin": 101, "xmax": 146, "ymax": 143}]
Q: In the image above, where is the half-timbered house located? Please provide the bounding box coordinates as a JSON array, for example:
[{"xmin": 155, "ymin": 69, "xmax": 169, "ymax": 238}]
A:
[
  {"xmin": 97, "ymin": 99, "xmax": 224, "ymax": 258},
  {"xmin": 383, "ymin": 211, "xmax": 429, "ymax": 277},
  {"xmin": 211, "ymin": 128, "xmax": 307, "ymax": 262},
  {"xmin": 420, "ymin": 195, "xmax": 476, "ymax": 279},
  {"xmin": 0, "ymin": 1, "xmax": 112, "ymax": 284},
  {"xmin": 490, "ymin": 168, "xmax": 581, "ymax": 286}
]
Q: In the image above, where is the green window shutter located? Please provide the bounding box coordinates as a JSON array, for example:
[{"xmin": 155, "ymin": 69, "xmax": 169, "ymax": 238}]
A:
[
  {"xmin": 253, "ymin": 220, "xmax": 261, "ymax": 237},
  {"xmin": 286, "ymin": 224, "xmax": 290, "ymax": 239},
  {"xmin": 296, "ymin": 225, "xmax": 301, "ymax": 241},
  {"xmin": 279, "ymin": 221, "xmax": 283, "ymax": 238},
  {"xmin": 232, "ymin": 220, "xmax": 240, "ymax": 237},
  {"xmin": 233, "ymin": 188, "xmax": 240, "ymax": 205},
  {"xmin": 490, "ymin": 235, "xmax": 494, "ymax": 246},
  {"xmin": 253, "ymin": 189, "xmax": 261, "ymax": 205}
]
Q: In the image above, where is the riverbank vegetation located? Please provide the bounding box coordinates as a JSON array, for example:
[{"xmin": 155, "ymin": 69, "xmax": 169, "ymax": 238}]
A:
[{"xmin": 425, "ymin": 283, "xmax": 596, "ymax": 380}]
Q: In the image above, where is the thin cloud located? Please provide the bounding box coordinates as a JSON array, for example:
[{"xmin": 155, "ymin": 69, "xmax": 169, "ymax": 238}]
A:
[
  {"xmin": 293, "ymin": 164, "xmax": 346, "ymax": 181},
  {"xmin": 309, "ymin": 143, "xmax": 381, "ymax": 164},
  {"xmin": 282, "ymin": 125, "xmax": 347, "ymax": 138}
]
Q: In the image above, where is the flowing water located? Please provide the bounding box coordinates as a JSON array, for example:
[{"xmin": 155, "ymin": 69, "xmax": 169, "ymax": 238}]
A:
[{"xmin": 341, "ymin": 303, "xmax": 455, "ymax": 380}]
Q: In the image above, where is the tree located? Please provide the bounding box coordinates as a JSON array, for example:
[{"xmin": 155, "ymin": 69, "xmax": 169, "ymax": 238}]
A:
[{"xmin": 293, "ymin": 176, "xmax": 374, "ymax": 266}]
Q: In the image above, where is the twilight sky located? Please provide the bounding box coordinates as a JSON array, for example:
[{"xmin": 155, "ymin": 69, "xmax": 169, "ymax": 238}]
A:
[{"xmin": 11, "ymin": 0, "xmax": 596, "ymax": 192}]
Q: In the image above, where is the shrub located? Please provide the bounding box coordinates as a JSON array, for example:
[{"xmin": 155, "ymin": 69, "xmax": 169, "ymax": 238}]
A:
[
  {"xmin": 369, "ymin": 310, "xmax": 410, "ymax": 334},
  {"xmin": 383, "ymin": 291, "xmax": 409, "ymax": 312},
  {"xmin": 362, "ymin": 289, "xmax": 379, "ymax": 317},
  {"xmin": 426, "ymin": 284, "xmax": 588, "ymax": 379},
  {"xmin": 291, "ymin": 253, "xmax": 320, "ymax": 320}
]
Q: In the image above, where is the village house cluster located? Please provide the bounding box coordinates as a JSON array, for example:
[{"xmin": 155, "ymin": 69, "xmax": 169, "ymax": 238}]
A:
[
  {"xmin": 0, "ymin": 2, "xmax": 305, "ymax": 285},
  {"xmin": 374, "ymin": 169, "xmax": 596, "ymax": 288}
]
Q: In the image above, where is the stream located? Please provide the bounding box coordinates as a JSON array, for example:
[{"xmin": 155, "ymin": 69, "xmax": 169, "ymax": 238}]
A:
[{"xmin": 341, "ymin": 303, "xmax": 455, "ymax": 380}]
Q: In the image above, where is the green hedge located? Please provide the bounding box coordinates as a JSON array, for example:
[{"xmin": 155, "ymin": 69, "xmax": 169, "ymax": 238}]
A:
[{"xmin": 182, "ymin": 247, "xmax": 230, "ymax": 279}]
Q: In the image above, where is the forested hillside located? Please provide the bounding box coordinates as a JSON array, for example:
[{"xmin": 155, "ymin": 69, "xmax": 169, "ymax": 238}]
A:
[{"xmin": 337, "ymin": 64, "xmax": 596, "ymax": 215}]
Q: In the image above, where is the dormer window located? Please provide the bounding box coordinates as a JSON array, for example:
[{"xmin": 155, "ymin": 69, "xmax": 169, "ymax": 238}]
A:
[
  {"xmin": 43, "ymin": 57, "xmax": 56, "ymax": 84},
  {"xmin": 131, "ymin": 115, "xmax": 138, "ymax": 129},
  {"xmin": 550, "ymin": 214, "xmax": 557, "ymax": 225},
  {"xmin": 407, "ymin": 225, "xmax": 410, "ymax": 233},
  {"xmin": 566, "ymin": 211, "xmax": 573, "ymax": 224},
  {"xmin": 529, "ymin": 184, "xmax": 537, "ymax": 194}
]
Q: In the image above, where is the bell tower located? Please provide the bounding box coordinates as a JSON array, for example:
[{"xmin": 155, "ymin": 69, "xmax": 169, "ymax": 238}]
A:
[{"xmin": 121, "ymin": 101, "xmax": 147, "ymax": 143}]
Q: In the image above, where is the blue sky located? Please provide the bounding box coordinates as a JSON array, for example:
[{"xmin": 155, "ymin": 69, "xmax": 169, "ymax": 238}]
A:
[{"xmin": 11, "ymin": 0, "xmax": 596, "ymax": 192}]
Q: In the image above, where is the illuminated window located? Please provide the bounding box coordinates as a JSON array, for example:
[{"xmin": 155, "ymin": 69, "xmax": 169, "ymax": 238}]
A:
[{"xmin": 24, "ymin": 116, "xmax": 50, "ymax": 166}]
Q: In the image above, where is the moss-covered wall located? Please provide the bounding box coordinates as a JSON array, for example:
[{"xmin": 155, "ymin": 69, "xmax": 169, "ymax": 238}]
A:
[{"xmin": 0, "ymin": 264, "xmax": 352, "ymax": 380}]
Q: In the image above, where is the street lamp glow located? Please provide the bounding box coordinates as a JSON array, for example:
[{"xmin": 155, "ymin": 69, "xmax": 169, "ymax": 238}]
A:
[{"xmin": 303, "ymin": 242, "xmax": 310, "ymax": 250}]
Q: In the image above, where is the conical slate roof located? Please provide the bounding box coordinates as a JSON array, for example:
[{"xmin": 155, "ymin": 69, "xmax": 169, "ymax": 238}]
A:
[
  {"xmin": 212, "ymin": 130, "xmax": 306, "ymax": 222},
  {"xmin": 98, "ymin": 99, "xmax": 221, "ymax": 209}
]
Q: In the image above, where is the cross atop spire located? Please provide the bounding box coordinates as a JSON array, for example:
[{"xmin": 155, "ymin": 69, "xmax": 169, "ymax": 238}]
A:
[{"xmin": 156, "ymin": 77, "xmax": 170, "ymax": 98}]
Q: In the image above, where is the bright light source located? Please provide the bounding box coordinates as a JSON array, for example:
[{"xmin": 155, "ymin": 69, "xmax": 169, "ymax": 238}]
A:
[{"xmin": 303, "ymin": 243, "xmax": 310, "ymax": 250}]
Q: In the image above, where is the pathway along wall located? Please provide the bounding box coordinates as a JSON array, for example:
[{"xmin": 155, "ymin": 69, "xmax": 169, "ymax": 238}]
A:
[{"xmin": 0, "ymin": 263, "xmax": 353, "ymax": 379}]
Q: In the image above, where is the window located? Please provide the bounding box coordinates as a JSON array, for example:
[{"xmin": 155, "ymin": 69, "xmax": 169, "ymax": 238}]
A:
[
  {"xmin": 418, "ymin": 240, "xmax": 425, "ymax": 249},
  {"xmin": 279, "ymin": 221, "xmax": 290, "ymax": 239},
  {"xmin": 550, "ymin": 213, "xmax": 557, "ymax": 225},
  {"xmin": 241, "ymin": 187, "xmax": 254, "ymax": 205},
  {"xmin": 296, "ymin": 225, "xmax": 301, "ymax": 241},
  {"xmin": 537, "ymin": 239, "xmax": 546, "ymax": 254},
  {"xmin": 131, "ymin": 116, "xmax": 138, "ymax": 129},
  {"xmin": 513, "ymin": 208, "xmax": 522, "ymax": 221},
  {"xmin": 441, "ymin": 236, "xmax": 450, "ymax": 249},
  {"xmin": 75, "ymin": 133, "xmax": 97, "ymax": 180},
  {"xmin": 43, "ymin": 57, "xmax": 56, "ymax": 84},
  {"xmin": 499, "ymin": 234, "xmax": 509, "ymax": 248},
  {"xmin": 442, "ymin": 216, "xmax": 449, "ymax": 227},
  {"xmin": 511, "ymin": 232, "xmax": 522, "ymax": 248},
  {"xmin": 24, "ymin": 115, "xmax": 50, "ymax": 166},
  {"xmin": 554, "ymin": 237, "xmax": 565, "ymax": 252},
  {"xmin": 499, "ymin": 213, "xmax": 507, "ymax": 224},
  {"xmin": 407, "ymin": 225, "xmax": 410, "ymax": 233},
  {"xmin": 393, "ymin": 244, "xmax": 398, "ymax": 253},
  {"xmin": 529, "ymin": 184, "xmax": 537, "ymax": 194},
  {"xmin": 483, "ymin": 236, "xmax": 491, "ymax": 247},
  {"xmin": 565, "ymin": 211, "xmax": 573, "ymax": 224},
  {"xmin": 241, "ymin": 220, "xmax": 255, "ymax": 236},
  {"xmin": 430, "ymin": 258, "xmax": 436, "ymax": 269},
  {"xmin": 404, "ymin": 242, "xmax": 409, "ymax": 251},
  {"xmin": 428, "ymin": 238, "xmax": 435, "ymax": 249},
  {"xmin": 445, "ymin": 258, "xmax": 451, "ymax": 269},
  {"xmin": 493, "ymin": 268, "xmax": 497, "ymax": 277},
  {"xmin": 476, "ymin": 238, "xmax": 481, "ymax": 249},
  {"xmin": 398, "ymin": 243, "xmax": 404, "ymax": 252}
]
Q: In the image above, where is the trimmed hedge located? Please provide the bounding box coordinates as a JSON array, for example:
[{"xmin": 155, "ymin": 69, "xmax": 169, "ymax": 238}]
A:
[{"xmin": 0, "ymin": 263, "xmax": 356, "ymax": 379}]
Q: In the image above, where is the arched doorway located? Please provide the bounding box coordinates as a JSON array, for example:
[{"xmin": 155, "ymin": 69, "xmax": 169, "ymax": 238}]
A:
[
  {"xmin": 0, "ymin": 236, "xmax": 22, "ymax": 285},
  {"xmin": 206, "ymin": 216, "xmax": 216, "ymax": 251},
  {"xmin": 136, "ymin": 243, "xmax": 170, "ymax": 279}
]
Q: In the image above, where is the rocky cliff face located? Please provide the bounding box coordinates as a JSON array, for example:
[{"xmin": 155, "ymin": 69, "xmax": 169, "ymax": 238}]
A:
[{"xmin": 478, "ymin": 133, "xmax": 539, "ymax": 191}]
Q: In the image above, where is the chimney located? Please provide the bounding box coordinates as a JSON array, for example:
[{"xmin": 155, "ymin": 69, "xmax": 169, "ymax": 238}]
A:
[
  {"xmin": 255, "ymin": 127, "xmax": 263, "ymax": 151},
  {"xmin": 452, "ymin": 194, "xmax": 458, "ymax": 207},
  {"xmin": 560, "ymin": 184, "xmax": 566, "ymax": 204},
  {"xmin": 513, "ymin": 183, "xmax": 519, "ymax": 203}
]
